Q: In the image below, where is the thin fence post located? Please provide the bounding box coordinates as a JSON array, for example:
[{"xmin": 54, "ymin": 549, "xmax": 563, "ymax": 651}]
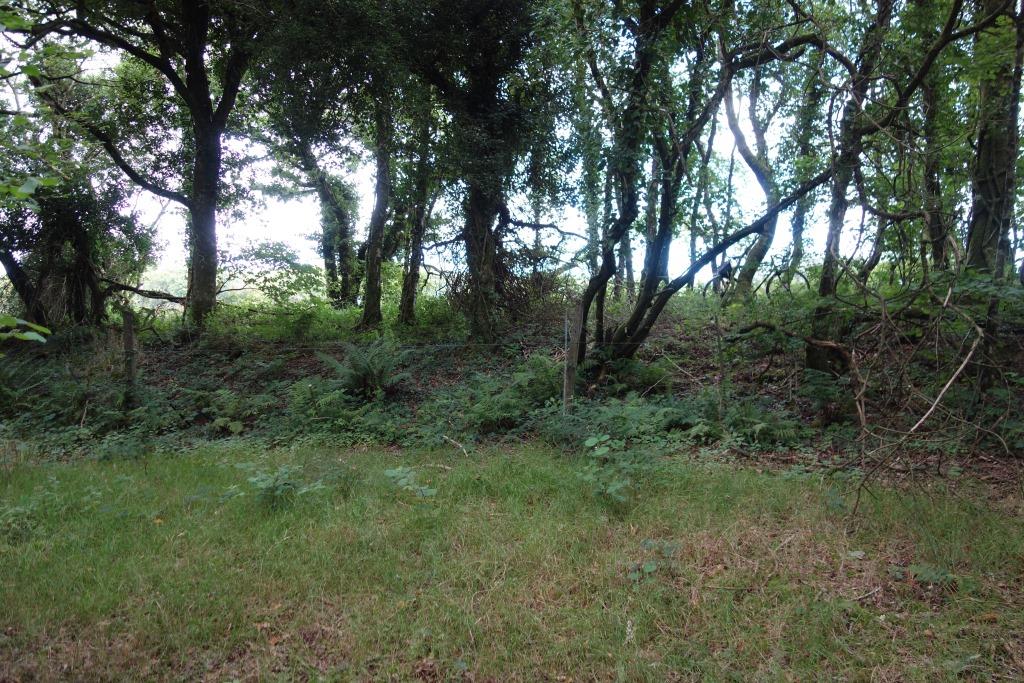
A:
[
  {"xmin": 563, "ymin": 307, "xmax": 581, "ymax": 415},
  {"xmin": 121, "ymin": 304, "xmax": 137, "ymax": 409}
]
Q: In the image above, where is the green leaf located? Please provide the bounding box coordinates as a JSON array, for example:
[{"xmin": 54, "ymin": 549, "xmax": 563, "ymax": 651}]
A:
[
  {"xmin": 20, "ymin": 321, "xmax": 50, "ymax": 334},
  {"xmin": 17, "ymin": 177, "xmax": 40, "ymax": 195}
]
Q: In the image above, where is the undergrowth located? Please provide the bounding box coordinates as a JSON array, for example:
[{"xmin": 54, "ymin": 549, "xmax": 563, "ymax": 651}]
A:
[{"xmin": 2, "ymin": 288, "xmax": 1022, "ymax": 463}]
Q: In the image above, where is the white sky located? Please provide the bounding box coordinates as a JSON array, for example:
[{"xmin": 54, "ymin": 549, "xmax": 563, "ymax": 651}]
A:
[
  {"xmin": 138, "ymin": 116, "xmax": 837, "ymax": 292},
  {"xmin": 13, "ymin": 48, "xmax": 848, "ymax": 293}
]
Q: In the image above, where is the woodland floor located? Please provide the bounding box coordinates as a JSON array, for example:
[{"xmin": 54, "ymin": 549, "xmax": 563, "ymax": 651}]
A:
[{"xmin": 2, "ymin": 443, "xmax": 1023, "ymax": 681}]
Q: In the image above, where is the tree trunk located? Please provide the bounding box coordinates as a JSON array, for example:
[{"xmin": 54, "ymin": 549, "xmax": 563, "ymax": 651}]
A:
[
  {"xmin": 726, "ymin": 74, "xmax": 780, "ymax": 299},
  {"xmin": 0, "ymin": 249, "xmax": 46, "ymax": 325},
  {"xmin": 621, "ymin": 231, "xmax": 635, "ymax": 300},
  {"xmin": 921, "ymin": 72, "xmax": 949, "ymax": 269},
  {"xmin": 360, "ymin": 108, "xmax": 393, "ymax": 330},
  {"xmin": 186, "ymin": 125, "xmax": 222, "ymax": 328},
  {"xmin": 857, "ymin": 220, "xmax": 889, "ymax": 283},
  {"xmin": 66, "ymin": 212, "xmax": 106, "ymax": 325},
  {"xmin": 639, "ymin": 151, "xmax": 663, "ymax": 290},
  {"xmin": 299, "ymin": 144, "xmax": 354, "ymax": 307},
  {"xmin": 322, "ymin": 222, "xmax": 342, "ymax": 306},
  {"xmin": 808, "ymin": 0, "xmax": 893, "ymax": 373},
  {"xmin": 462, "ymin": 186, "xmax": 502, "ymax": 340},
  {"xmin": 399, "ymin": 125, "xmax": 433, "ymax": 326},
  {"xmin": 783, "ymin": 58, "xmax": 824, "ymax": 286},
  {"xmin": 965, "ymin": 0, "xmax": 1022, "ymax": 274}
]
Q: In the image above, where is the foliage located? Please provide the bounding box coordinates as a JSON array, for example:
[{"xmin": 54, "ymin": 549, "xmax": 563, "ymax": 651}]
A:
[
  {"xmin": 236, "ymin": 462, "xmax": 326, "ymax": 510},
  {"xmin": 577, "ymin": 434, "xmax": 653, "ymax": 507},
  {"xmin": 316, "ymin": 339, "xmax": 411, "ymax": 401},
  {"xmin": 0, "ymin": 314, "xmax": 49, "ymax": 349},
  {"xmin": 383, "ymin": 466, "xmax": 437, "ymax": 498},
  {"xmin": 461, "ymin": 354, "xmax": 561, "ymax": 434},
  {"xmin": 219, "ymin": 242, "xmax": 322, "ymax": 306}
]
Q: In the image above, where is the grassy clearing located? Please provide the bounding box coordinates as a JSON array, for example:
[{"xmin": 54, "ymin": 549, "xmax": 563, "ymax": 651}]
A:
[{"xmin": 1, "ymin": 444, "xmax": 1022, "ymax": 681}]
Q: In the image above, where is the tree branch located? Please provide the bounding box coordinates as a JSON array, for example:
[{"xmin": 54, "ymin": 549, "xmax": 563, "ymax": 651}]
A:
[
  {"xmin": 101, "ymin": 279, "xmax": 185, "ymax": 304},
  {"xmin": 30, "ymin": 77, "xmax": 192, "ymax": 208}
]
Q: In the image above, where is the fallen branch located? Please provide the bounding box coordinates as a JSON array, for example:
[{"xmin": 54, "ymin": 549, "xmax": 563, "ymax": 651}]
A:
[{"xmin": 442, "ymin": 435, "xmax": 469, "ymax": 457}]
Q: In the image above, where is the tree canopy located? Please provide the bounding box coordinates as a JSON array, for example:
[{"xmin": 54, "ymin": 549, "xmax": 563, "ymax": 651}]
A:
[{"xmin": 1, "ymin": 0, "xmax": 1021, "ymax": 363}]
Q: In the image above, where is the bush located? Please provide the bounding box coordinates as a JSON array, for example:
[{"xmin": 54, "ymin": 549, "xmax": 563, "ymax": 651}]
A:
[
  {"xmin": 600, "ymin": 356, "xmax": 674, "ymax": 395},
  {"xmin": 462, "ymin": 355, "xmax": 561, "ymax": 435},
  {"xmin": 578, "ymin": 434, "xmax": 656, "ymax": 507},
  {"xmin": 535, "ymin": 389, "xmax": 806, "ymax": 452}
]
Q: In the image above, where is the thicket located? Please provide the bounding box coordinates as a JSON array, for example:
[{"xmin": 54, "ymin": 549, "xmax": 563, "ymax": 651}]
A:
[
  {"xmin": 3, "ymin": 272, "xmax": 1021, "ymax": 488},
  {"xmin": 2, "ymin": 0, "xmax": 1023, "ymax": 491}
]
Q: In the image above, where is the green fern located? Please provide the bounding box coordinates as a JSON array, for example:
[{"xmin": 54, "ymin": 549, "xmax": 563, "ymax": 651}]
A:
[{"xmin": 317, "ymin": 340, "xmax": 410, "ymax": 400}]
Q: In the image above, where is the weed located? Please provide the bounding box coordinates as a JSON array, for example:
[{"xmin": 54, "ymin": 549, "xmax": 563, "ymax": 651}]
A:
[
  {"xmin": 384, "ymin": 466, "xmax": 437, "ymax": 498},
  {"xmin": 235, "ymin": 463, "xmax": 325, "ymax": 510},
  {"xmin": 578, "ymin": 434, "xmax": 653, "ymax": 506}
]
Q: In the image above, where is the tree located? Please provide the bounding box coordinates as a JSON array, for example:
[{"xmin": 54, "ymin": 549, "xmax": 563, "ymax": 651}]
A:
[
  {"xmin": 397, "ymin": 104, "xmax": 439, "ymax": 326},
  {"xmin": 565, "ymin": 0, "xmax": 833, "ymax": 369},
  {"xmin": 407, "ymin": 0, "xmax": 556, "ymax": 340},
  {"xmin": 22, "ymin": 0, "xmax": 262, "ymax": 327},
  {"xmin": 965, "ymin": 0, "xmax": 1022, "ymax": 275}
]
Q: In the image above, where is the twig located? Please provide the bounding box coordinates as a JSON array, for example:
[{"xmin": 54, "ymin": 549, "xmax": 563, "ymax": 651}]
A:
[
  {"xmin": 443, "ymin": 435, "xmax": 469, "ymax": 457},
  {"xmin": 852, "ymin": 587, "xmax": 881, "ymax": 601}
]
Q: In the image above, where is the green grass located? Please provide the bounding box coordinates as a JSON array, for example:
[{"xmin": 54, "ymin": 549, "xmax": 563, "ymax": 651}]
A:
[{"xmin": 1, "ymin": 444, "xmax": 1022, "ymax": 681}]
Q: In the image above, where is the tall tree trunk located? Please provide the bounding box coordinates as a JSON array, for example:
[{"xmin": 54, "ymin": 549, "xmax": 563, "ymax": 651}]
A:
[
  {"xmin": 399, "ymin": 125, "xmax": 433, "ymax": 326},
  {"xmin": 783, "ymin": 60, "xmax": 823, "ymax": 286},
  {"xmin": 186, "ymin": 125, "xmax": 222, "ymax": 328},
  {"xmin": 727, "ymin": 73, "xmax": 780, "ymax": 299},
  {"xmin": 299, "ymin": 144, "xmax": 354, "ymax": 307},
  {"xmin": 322, "ymin": 221, "xmax": 341, "ymax": 306},
  {"xmin": 921, "ymin": 73, "xmax": 949, "ymax": 269},
  {"xmin": 785, "ymin": 195, "xmax": 810, "ymax": 287},
  {"xmin": 65, "ymin": 213, "xmax": 105, "ymax": 325},
  {"xmin": 462, "ymin": 186, "xmax": 502, "ymax": 340},
  {"xmin": 966, "ymin": 0, "xmax": 1022, "ymax": 274},
  {"xmin": 808, "ymin": 0, "xmax": 893, "ymax": 373},
  {"xmin": 613, "ymin": 242, "xmax": 625, "ymax": 300},
  {"xmin": 580, "ymin": 120, "xmax": 604, "ymax": 277},
  {"xmin": 857, "ymin": 220, "xmax": 889, "ymax": 283},
  {"xmin": 360, "ymin": 107, "xmax": 393, "ymax": 330},
  {"xmin": 639, "ymin": 150, "xmax": 663, "ymax": 290},
  {"xmin": 621, "ymin": 231, "xmax": 636, "ymax": 300}
]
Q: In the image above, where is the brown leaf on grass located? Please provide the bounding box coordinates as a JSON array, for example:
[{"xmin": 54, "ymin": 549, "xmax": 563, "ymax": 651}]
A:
[{"xmin": 414, "ymin": 657, "xmax": 439, "ymax": 681}]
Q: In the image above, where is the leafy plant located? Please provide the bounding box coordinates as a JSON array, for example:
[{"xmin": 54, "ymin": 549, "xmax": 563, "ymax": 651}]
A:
[
  {"xmin": 236, "ymin": 463, "xmax": 325, "ymax": 510},
  {"xmin": 463, "ymin": 355, "xmax": 561, "ymax": 434},
  {"xmin": 317, "ymin": 339, "xmax": 410, "ymax": 401},
  {"xmin": 578, "ymin": 434, "xmax": 652, "ymax": 506},
  {"xmin": 384, "ymin": 466, "xmax": 436, "ymax": 498},
  {"xmin": 0, "ymin": 314, "xmax": 49, "ymax": 356}
]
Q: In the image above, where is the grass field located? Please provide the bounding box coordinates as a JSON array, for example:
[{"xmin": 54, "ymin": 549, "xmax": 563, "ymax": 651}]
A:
[{"xmin": 2, "ymin": 444, "xmax": 1022, "ymax": 681}]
